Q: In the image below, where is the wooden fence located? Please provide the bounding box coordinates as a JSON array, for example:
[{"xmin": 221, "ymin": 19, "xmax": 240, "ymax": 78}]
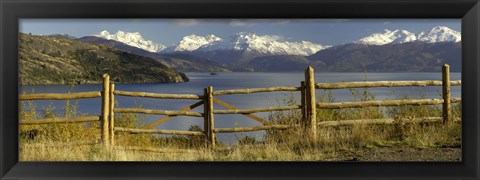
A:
[{"xmin": 19, "ymin": 64, "xmax": 461, "ymax": 148}]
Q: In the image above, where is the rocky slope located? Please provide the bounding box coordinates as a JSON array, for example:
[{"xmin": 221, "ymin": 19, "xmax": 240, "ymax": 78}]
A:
[{"xmin": 19, "ymin": 33, "xmax": 188, "ymax": 85}]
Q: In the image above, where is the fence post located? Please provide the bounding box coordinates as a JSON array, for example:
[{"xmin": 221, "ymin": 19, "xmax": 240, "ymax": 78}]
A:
[
  {"xmin": 304, "ymin": 66, "xmax": 317, "ymax": 141},
  {"xmin": 207, "ymin": 86, "xmax": 215, "ymax": 147},
  {"xmin": 203, "ymin": 88, "xmax": 209, "ymax": 145},
  {"xmin": 101, "ymin": 74, "xmax": 110, "ymax": 147},
  {"xmin": 300, "ymin": 81, "xmax": 306, "ymax": 126},
  {"xmin": 442, "ymin": 64, "xmax": 452, "ymax": 125},
  {"xmin": 109, "ymin": 83, "xmax": 115, "ymax": 147}
]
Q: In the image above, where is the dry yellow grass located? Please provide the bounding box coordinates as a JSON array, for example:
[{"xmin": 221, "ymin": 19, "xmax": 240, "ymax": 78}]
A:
[{"xmin": 19, "ymin": 122, "xmax": 460, "ymax": 161}]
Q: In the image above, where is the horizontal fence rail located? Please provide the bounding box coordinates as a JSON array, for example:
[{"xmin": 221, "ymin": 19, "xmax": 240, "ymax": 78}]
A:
[
  {"xmin": 213, "ymin": 86, "xmax": 300, "ymax": 96},
  {"xmin": 114, "ymin": 127, "xmax": 204, "ymax": 136},
  {"xmin": 213, "ymin": 116, "xmax": 464, "ymax": 133},
  {"xmin": 213, "ymin": 124, "xmax": 297, "ymax": 133},
  {"xmin": 19, "ymin": 91, "xmax": 102, "ymax": 100},
  {"xmin": 114, "ymin": 90, "xmax": 203, "ymax": 99},
  {"xmin": 317, "ymin": 117, "xmax": 462, "ymax": 127},
  {"xmin": 19, "ymin": 116, "xmax": 101, "ymax": 125},
  {"xmin": 451, "ymin": 98, "xmax": 461, "ymax": 103},
  {"xmin": 115, "ymin": 146, "xmax": 198, "ymax": 153},
  {"xmin": 114, "ymin": 108, "xmax": 203, "ymax": 117},
  {"xmin": 213, "ymin": 105, "xmax": 301, "ymax": 114},
  {"xmin": 315, "ymin": 80, "xmax": 461, "ymax": 89},
  {"xmin": 317, "ymin": 99, "xmax": 444, "ymax": 109},
  {"xmin": 24, "ymin": 141, "xmax": 99, "ymax": 147}
]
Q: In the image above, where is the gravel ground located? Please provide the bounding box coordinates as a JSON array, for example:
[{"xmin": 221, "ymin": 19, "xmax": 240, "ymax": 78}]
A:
[{"xmin": 328, "ymin": 147, "xmax": 461, "ymax": 161}]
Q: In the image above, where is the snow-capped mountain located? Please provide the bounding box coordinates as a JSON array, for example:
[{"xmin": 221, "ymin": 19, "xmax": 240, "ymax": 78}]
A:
[
  {"xmin": 94, "ymin": 30, "xmax": 166, "ymax": 53},
  {"xmin": 417, "ymin": 26, "xmax": 461, "ymax": 43},
  {"xmin": 356, "ymin": 29, "xmax": 417, "ymax": 45},
  {"xmin": 356, "ymin": 26, "xmax": 461, "ymax": 45},
  {"xmin": 163, "ymin": 34, "xmax": 222, "ymax": 52},
  {"xmin": 196, "ymin": 32, "xmax": 329, "ymax": 56},
  {"xmin": 93, "ymin": 30, "xmax": 327, "ymax": 55}
]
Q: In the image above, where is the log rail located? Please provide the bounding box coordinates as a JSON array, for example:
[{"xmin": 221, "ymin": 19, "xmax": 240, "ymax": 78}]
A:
[
  {"xmin": 19, "ymin": 91, "xmax": 101, "ymax": 100},
  {"xmin": 315, "ymin": 80, "xmax": 461, "ymax": 89},
  {"xmin": 19, "ymin": 116, "xmax": 101, "ymax": 125},
  {"xmin": 114, "ymin": 90, "xmax": 203, "ymax": 99}
]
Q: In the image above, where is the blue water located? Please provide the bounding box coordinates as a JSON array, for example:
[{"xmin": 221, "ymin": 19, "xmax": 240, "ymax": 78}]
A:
[{"xmin": 19, "ymin": 72, "xmax": 461, "ymax": 144}]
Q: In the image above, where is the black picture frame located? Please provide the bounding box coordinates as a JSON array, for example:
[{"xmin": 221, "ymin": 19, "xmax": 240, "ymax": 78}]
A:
[{"xmin": 1, "ymin": 0, "xmax": 479, "ymax": 179}]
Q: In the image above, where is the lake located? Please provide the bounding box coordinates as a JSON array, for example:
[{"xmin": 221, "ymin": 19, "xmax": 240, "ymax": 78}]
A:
[{"xmin": 20, "ymin": 72, "xmax": 461, "ymax": 144}]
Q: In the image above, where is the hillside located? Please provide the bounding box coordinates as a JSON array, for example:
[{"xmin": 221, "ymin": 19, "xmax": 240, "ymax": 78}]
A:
[
  {"xmin": 308, "ymin": 42, "xmax": 461, "ymax": 72},
  {"xmin": 158, "ymin": 53, "xmax": 232, "ymax": 72},
  {"xmin": 19, "ymin": 33, "xmax": 189, "ymax": 85},
  {"xmin": 77, "ymin": 36, "xmax": 231, "ymax": 72},
  {"xmin": 248, "ymin": 55, "xmax": 325, "ymax": 72}
]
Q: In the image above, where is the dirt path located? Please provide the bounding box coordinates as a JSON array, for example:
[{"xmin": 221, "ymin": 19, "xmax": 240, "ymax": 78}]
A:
[{"xmin": 329, "ymin": 147, "xmax": 461, "ymax": 161}]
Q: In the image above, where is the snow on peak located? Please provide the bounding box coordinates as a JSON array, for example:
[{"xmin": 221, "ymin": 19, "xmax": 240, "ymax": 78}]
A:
[
  {"xmin": 94, "ymin": 30, "xmax": 166, "ymax": 53},
  {"xmin": 356, "ymin": 26, "xmax": 461, "ymax": 45},
  {"xmin": 356, "ymin": 29, "xmax": 417, "ymax": 45},
  {"xmin": 205, "ymin": 34, "xmax": 222, "ymax": 43},
  {"xmin": 417, "ymin": 26, "xmax": 461, "ymax": 43},
  {"xmin": 98, "ymin": 30, "xmax": 111, "ymax": 37},
  {"xmin": 198, "ymin": 32, "xmax": 329, "ymax": 56},
  {"xmin": 166, "ymin": 34, "xmax": 222, "ymax": 52}
]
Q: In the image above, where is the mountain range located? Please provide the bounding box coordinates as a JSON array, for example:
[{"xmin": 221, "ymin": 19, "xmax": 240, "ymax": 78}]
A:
[
  {"xmin": 95, "ymin": 31, "xmax": 329, "ymax": 56},
  {"xmin": 355, "ymin": 26, "xmax": 461, "ymax": 45},
  {"xmin": 91, "ymin": 26, "xmax": 461, "ymax": 72},
  {"xmin": 92, "ymin": 31, "xmax": 332, "ymax": 71},
  {"xmin": 94, "ymin": 26, "xmax": 459, "ymax": 54},
  {"xmin": 33, "ymin": 26, "xmax": 461, "ymax": 74}
]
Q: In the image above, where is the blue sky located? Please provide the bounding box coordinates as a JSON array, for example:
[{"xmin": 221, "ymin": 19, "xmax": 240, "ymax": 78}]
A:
[{"xmin": 20, "ymin": 19, "xmax": 460, "ymax": 46}]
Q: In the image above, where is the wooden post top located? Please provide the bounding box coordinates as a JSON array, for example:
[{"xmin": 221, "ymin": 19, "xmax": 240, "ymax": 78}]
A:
[{"xmin": 305, "ymin": 66, "xmax": 314, "ymax": 72}]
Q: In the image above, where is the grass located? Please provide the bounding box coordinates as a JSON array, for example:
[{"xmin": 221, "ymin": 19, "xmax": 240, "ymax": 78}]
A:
[
  {"xmin": 264, "ymin": 90, "xmax": 460, "ymax": 156},
  {"xmin": 19, "ymin": 88, "xmax": 462, "ymax": 161}
]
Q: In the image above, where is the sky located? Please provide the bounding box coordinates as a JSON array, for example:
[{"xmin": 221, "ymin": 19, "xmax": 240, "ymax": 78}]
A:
[{"xmin": 19, "ymin": 19, "xmax": 461, "ymax": 46}]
